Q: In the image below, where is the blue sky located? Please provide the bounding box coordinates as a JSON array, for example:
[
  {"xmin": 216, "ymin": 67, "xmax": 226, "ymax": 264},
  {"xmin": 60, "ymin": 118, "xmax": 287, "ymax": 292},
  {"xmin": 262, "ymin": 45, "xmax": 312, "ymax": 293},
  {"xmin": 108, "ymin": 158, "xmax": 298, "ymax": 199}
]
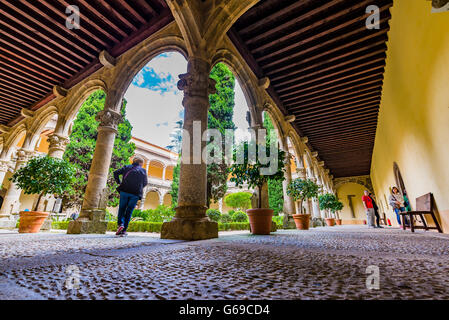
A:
[{"xmin": 124, "ymin": 52, "xmax": 250, "ymax": 149}]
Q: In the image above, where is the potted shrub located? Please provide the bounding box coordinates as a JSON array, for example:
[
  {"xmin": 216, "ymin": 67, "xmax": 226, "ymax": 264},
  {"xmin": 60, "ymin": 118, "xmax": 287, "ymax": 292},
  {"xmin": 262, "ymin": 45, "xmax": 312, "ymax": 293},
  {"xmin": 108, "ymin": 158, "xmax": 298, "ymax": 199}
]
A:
[
  {"xmin": 229, "ymin": 141, "xmax": 285, "ymax": 235},
  {"xmin": 319, "ymin": 193, "xmax": 338, "ymax": 226},
  {"xmin": 286, "ymin": 178, "xmax": 319, "ymax": 230},
  {"xmin": 10, "ymin": 156, "xmax": 75, "ymax": 233},
  {"xmin": 333, "ymin": 201, "xmax": 344, "ymax": 225}
]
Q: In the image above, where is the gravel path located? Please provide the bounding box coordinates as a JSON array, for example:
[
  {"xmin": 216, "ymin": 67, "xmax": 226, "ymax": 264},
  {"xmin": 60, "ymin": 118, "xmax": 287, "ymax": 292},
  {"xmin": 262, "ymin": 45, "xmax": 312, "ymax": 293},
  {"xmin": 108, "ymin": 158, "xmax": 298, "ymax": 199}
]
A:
[{"xmin": 1, "ymin": 226, "xmax": 448, "ymax": 300}]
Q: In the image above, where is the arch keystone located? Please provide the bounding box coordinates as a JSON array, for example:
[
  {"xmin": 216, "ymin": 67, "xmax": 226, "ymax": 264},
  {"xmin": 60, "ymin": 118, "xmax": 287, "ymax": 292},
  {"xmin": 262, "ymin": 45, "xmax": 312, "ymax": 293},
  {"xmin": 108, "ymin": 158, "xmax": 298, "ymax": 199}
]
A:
[
  {"xmin": 21, "ymin": 108, "xmax": 35, "ymax": 118},
  {"xmin": 53, "ymin": 85, "xmax": 68, "ymax": 97}
]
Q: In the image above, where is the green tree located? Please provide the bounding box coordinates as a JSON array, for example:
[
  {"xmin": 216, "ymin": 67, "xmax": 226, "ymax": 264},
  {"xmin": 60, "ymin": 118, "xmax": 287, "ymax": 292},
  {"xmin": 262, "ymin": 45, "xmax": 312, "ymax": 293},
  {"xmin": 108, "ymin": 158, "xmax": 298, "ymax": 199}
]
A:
[
  {"xmin": 62, "ymin": 90, "xmax": 136, "ymax": 209},
  {"xmin": 287, "ymin": 178, "xmax": 319, "ymax": 214},
  {"xmin": 169, "ymin": 161, "xmax": 180, "ymax": 207},
  {"xmin": 206, "ymin": 63, "xmax": 237, "ymax": 207},
  {"xmin": 224, "ymin": 192, "xmax": 252, "ymax": 211},
  {"xmin": 11, "ymin": 156, "xmax": 76, "ymax": 211},
  {"xmin": 264, "ymin": 113, "xmax": 284, "ymax": 215}
]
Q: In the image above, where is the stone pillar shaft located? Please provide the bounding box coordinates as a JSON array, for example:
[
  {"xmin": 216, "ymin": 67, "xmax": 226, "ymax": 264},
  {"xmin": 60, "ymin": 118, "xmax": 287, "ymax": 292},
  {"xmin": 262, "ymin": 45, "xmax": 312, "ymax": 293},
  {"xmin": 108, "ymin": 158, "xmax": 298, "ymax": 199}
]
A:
[
  {"xmin": 161, "ymin": 57, "xmax": 218, "ymax": 240},
  {"xmin": 67, "ymin": 104, "xmax": 122, "ymax": 234},
  {"xmin": 0, "ymin": 149, "xmax": 34, "ymax": 219}
]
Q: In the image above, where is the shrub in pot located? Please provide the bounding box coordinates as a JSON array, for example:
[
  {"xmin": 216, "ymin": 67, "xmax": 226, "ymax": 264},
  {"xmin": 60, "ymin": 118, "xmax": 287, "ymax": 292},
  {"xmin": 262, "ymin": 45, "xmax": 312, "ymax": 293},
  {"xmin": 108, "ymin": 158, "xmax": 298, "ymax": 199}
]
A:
[
  {"xmin": 229, "ymin": 141, "xmax": 285, "ymax": 235},
  {"xmin": 333, "ymin": 201, "xmax": 344, "ymax": 225},
  {"xmin": 319, "ymin": 193, "xmax": 339, "ymax": 227},
  {"xmin": 10, "ymin": 156, "xmax": 76, "ymax": 233},
  {"xmin": 286, "ymin": 178, "xmax": 319, "ymax": 230}
]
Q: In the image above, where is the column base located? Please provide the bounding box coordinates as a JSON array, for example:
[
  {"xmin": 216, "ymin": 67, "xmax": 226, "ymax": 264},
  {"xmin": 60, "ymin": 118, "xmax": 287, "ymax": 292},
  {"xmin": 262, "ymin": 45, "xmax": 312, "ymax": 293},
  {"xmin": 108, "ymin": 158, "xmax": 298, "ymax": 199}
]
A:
[
  {"xmin": 40, "ymin": 216, "xmax": 52, "ymax": 231},
  {"xmin": 161, "ymin": 218, "xmax": 218, "ymax": 240},
  {"xmin": 0, "ymin": 218, "xmax": 16, "ymax": 229},
  {"xmin": 282, "ymin": 215, "xmax": 296, "ymax": 229},
  {"xmin": 67, "ymin": 209, "xmax": 108, "ymax": 234}
]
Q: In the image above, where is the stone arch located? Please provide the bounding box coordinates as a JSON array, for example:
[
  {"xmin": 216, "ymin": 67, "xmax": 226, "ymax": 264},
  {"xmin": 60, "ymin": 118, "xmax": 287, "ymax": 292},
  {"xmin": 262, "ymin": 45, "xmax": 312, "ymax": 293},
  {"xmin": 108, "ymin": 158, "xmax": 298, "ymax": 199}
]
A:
[
  {"xmin": 143, "ymin": 189, "xmax": 161, "ymax": 210},
  {"xmin": 61, "ymin": 79, "xmax": 108, "ymax": 136},
  {"xmin": 211, "ymin": 48, "xmax": 262, "ymax": 127},
  {"xmin": 27, "ymin": 105, "xmax": 60, "ymax": 150},
  {"xmin": 107, "ymin": 35, "xmax": 188, "ymax": 113},
  {"xmin": 333, "ymin": 176, "xmax": 374, "ymax": 195},
  {"xmin": 1, "ymin": 122, "xmax": 27, "ymax": 159},
  {"xmin": 148, "ymin": 159, "xmax": 166, "ymax": 180}
]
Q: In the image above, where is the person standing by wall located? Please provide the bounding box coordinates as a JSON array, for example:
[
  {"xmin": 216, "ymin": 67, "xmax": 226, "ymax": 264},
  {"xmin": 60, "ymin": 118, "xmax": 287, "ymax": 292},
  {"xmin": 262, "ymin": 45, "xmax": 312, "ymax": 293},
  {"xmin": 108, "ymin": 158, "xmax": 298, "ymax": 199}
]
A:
[
  {"xmin": 389, "ymin": 186, "xmax": 408, "ymax": 227},
  {"xmin": 113, "ymin": 157, "xmax": 148, "ymax": 236},
  {"xmin": 369, "ymin": 192, "xmax": 382, "ymax": 228},
  {"xmin": 362, "ymin": 190, "xmax": 376, "ymax": 228}
]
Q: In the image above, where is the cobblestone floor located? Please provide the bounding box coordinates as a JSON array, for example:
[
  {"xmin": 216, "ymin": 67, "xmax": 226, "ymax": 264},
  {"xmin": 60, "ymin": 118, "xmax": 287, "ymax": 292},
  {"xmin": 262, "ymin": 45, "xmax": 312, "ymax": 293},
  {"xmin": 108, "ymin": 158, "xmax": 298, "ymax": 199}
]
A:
[{"xmin": 1, "ymin": 226, "xmax": 449, "ymax": 300}]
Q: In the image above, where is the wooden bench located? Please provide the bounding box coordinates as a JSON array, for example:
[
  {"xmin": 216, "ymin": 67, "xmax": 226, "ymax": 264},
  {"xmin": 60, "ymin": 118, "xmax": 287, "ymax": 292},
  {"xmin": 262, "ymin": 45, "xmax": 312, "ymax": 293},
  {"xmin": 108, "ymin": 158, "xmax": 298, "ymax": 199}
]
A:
[{"xmin": 399, "ymin": 193, "xmax": 442, "ymax": 233}]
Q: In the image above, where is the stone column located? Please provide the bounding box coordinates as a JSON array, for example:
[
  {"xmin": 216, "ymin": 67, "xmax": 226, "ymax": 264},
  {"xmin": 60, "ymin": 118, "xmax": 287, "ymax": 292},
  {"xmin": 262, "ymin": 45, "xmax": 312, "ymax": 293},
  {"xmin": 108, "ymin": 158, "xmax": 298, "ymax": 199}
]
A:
[
  {"xmin": 281, "ymin": 140, "xmax": 296, "ymax": 229},
  {"xmin": 218, "ymin": 198, "xmax": 223, "ymax": 213},
  {"xmin": 162, "ymin": 166, "xmax": 166, "ymax": 180},
  {"xmin": 0, "ymin": 159, "xmax": 10, "ymax": 188},
  {"xmin": 138, "ymin": 190, "xmax": 147, "ymax": 210},
  {"xmin": 308, "ymin": 176, "xmax": 321, "ymax": 219},
  {"xmin": 161, "ymin": 57, "xmax": 218, "ymax": 240},
  {"xmin": 67, "ymin": 107, "xmax": 122, "ymax": 234},
  {"xmin": 296, "ymin": 166, "xmax": 308, "ymax": 214},
  {"xmin": 159, "ymin": 191, "xmax": 165, "ymax": 205},
  {"xmin": 47, "ymin": 133, "xmax": 70, "ymax": 159},
  {"xmin": 0, "ymin": 149, "xmax": 34, "ymax": 229}
]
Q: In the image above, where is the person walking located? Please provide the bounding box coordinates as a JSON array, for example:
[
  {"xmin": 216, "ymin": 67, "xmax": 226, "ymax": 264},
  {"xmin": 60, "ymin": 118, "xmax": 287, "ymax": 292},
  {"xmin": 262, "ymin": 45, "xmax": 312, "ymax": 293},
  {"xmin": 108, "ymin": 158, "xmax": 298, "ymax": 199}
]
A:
[
  {"xmin": 113, "ymin": 157, "xmax": 148, "ymax": 236},
  {"xmin": 369, "ymin": 192, "xmax": 383, "ymax": 228},
  {"xmin": 362, "ymin": 190, "xmax": 376, "ymax": 228},
  {"xmin": 389, "ymin": 186, "xmax": 408, "ymax": 226}
]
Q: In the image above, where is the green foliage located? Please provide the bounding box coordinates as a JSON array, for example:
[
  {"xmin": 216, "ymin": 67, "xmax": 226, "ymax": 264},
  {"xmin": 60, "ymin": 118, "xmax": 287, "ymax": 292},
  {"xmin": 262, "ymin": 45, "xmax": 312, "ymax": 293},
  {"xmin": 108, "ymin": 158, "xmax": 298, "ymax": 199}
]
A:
[
  {"xmin": 206, "ymin": 63, "xmax": 237, "ymax": 207},
  {"xmin": 318, "ymin": 193, "xmax": 338, "ymax": 211},
  {"xmin": 229, "ymin": 141, "xmax": 286, "ymax": 208},
  {"xmin": 11, "ymin": 156, "xmax": 76, "ymax": 211},
  {"xmin": 220, "ymin": 213, "xmax": 233, "ymax": 223},
  {"xmin": 228, "ymin": 209, "xmax": 236, "ymax": 216},
  {"xmin": 272, "ymin": 215, "xmax": 283, "ymax": 226},
  {"xmin": 232, "ymin": 210, "xmax": 248, "ymax": 222},
  {"xmin": 52, "ymin": 221, "xmax": 254, "ymax": 232},
  {"xmin": 169, "ymin": 161, "xmax": 180, "ymax": 206},
  {"xmin": 105, "ymin": 209, "xmax": 117, "ymax": 222},
  {"xmin": 131, "ymin": 205, "xmax": 175, "ymax": 222},
  {"xmin": 224, "ymin": 192, "xmax": 252, "ymax": 211},
  {"xmin": 62, "ymin": 90, "xmax": 135, "ymax": 209},
  {"xmin": 287, "ymin": 178, "xmax": 319, "ymax": 202},
  {"xmin": 206, "ymin": 208, "xmax": 221, "ymax": 222},
  {"xmin": 263, "ymin": 114, "xmax": 284, "ymax": 215}
]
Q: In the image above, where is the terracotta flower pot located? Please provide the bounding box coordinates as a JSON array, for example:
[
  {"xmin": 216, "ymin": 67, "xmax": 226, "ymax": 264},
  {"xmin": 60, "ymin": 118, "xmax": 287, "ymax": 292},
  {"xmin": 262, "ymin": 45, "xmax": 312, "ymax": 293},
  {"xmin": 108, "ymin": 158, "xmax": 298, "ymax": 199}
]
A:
[
  {"xmin": 292, "ymin": 214, "xmax": 311, "ymax": 230},
  {"xmin": 335, "ymin": 219, "xmax": 342, "ymax": 225},
  {"xmin": 246, "ymin": 208, "xmax": 273, "ymax": 235},
  {"xmin": 18, "ymin": 211, "xmax": 49, "ymax": 233},
  {"xmin": 325, "ymin": 218, "xmax": 335, "ymax": 227}
]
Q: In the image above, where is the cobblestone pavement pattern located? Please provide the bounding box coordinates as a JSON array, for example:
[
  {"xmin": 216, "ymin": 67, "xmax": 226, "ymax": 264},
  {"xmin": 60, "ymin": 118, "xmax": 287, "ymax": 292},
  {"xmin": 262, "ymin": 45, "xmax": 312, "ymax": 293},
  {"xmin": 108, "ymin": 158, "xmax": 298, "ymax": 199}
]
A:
[{"xmin": 1, "ymin": 226, "xmax": 449, "ymax": 300}]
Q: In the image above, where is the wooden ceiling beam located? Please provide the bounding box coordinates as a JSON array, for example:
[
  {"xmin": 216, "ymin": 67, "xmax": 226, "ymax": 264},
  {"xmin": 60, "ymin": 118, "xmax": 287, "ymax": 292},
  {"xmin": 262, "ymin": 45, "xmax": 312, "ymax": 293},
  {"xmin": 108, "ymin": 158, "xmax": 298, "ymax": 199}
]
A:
[
  {"xmin": 0, "ymin": 34, "xmax": 76, "ymax": 76},
  {"xmin": 97, "ymin": 0, "xmax": 138, "ymax": 32},
  {"xmin": 247, "ymin": 0, "xmax": 347, "ymax": 46},
  {"xmin": 297, "ymin": 101, "xmax": 381, "ymax": 122},
  {"xmin": 0, "ymin": 8, "xmax": 90, "ymax": 64},
  {"xmin": 77, "ymin": 0, "xmax": 128, "ymax": 38},
  {"xmin": 281, "ymin": 74, "xmax": 384, "ymax": 102},
  {"xmin": 239, "ymin": 0, "xmax": 314, "ymax": 36},
  {"xmin": 278, "ymin": 63, "xmax": 385, "ymax": 96},
  {"xmin": 274, "ymin": 52, "xmax": 386, "ymax": 90},
  {"xmin": 288, "ymin": 89, "xmax": 381, "ymax": 111},
  {"xmin": 1, "ymin": 1, "xmax": 96, "ymax": 59},
  {"xmin": 256, "ymin": 4, "xmax": 392, "ymax": 63},
  {"xmin": 285, "ymin": 84, "xmax": 382, "ymax": 107}
]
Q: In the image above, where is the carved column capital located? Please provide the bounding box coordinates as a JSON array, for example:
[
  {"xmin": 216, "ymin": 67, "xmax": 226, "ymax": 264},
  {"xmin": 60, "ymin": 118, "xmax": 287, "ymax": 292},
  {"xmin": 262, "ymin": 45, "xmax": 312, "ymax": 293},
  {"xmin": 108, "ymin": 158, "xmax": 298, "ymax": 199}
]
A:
[
  {"xmin": 177, "ymin": 57, "xmax": 216, "ymax": 100},
  {"xmin": 0, "ymin": 159, "xmax": 11, "ymax": 172},
  {"xmin": 47, "ymin": 134, "xmax": 70, "ymax": 154},
  {"xmin": 96, "ymin": 109, "xmax": 122, "ymax": 132}
]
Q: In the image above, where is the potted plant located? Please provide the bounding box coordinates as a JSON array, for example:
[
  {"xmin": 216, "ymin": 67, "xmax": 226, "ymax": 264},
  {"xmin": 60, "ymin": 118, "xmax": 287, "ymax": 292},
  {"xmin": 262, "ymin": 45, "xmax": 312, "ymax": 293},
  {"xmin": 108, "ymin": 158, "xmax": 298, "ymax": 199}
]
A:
[
  {"xmin": 286, "ymin": 178, "xmax": 319, "ymax": 230},
  {"xmin": 10, "ymin": 156, "xmax": 76, "ymax": 233},
  {"xmin": 333, "ymin": 200, "xmax": 344, "ymax": 225},
  {"xmin": 319, "ymin": 193, "xmax": 338, "ymax": 226},
  {"xmin": 229, "ymin": 141, "xmax": 285, "ymax": 235}
]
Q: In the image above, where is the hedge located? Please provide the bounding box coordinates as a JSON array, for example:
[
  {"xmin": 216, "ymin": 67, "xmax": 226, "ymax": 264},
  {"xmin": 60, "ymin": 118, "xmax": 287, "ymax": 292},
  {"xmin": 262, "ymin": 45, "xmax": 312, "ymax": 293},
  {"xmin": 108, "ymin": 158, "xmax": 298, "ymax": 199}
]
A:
[{"xmin": 52, "ymin": 221, "xmax": 283, "ymax": 232}]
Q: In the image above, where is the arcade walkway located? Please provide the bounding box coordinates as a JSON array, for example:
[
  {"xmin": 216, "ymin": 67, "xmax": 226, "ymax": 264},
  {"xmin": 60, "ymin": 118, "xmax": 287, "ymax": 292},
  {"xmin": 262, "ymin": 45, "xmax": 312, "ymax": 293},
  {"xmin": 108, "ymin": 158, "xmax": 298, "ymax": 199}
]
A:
[{"xmin": 1, "ymin": 226, "xmax": 448, "ymax": 300}]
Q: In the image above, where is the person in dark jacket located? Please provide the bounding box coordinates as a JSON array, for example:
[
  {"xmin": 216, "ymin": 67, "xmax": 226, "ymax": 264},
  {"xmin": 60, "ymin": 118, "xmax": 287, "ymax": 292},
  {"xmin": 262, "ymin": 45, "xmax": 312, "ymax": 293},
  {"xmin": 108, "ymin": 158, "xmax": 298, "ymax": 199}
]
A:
[
  {"xmin": 369, "ymin": 192, "xmax": 383, "ymax": 228},
  {"xmin": 113, "ymin": 157, "xmax": 148, "ymax": 236}
]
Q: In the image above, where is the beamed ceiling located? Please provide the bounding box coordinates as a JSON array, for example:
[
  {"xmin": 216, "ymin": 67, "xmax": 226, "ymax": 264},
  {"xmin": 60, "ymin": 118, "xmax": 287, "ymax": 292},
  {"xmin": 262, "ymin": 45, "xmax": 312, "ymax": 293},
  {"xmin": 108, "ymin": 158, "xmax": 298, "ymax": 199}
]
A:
[
  {"xmin": 0, "ymin": 0, "xmax": 173, "ymax": 125},
  {"xmin": 229, "ymin": 0, "xmax": 393, "ymax": 178},
  {"xmin": 0, "ymin": 0, "xmax": 394, "ymax": 178}
]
